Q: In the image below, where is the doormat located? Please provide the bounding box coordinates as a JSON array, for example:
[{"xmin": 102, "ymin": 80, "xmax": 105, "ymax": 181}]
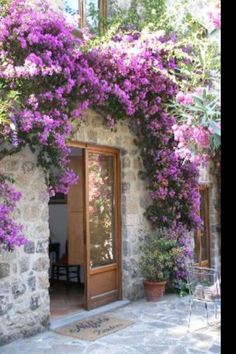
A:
[{"xmin": 54, "ymin": 314, "xmax": 134, "ymax": 341}]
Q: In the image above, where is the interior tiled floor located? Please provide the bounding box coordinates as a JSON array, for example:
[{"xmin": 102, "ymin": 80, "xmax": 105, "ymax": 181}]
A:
[{"xmin": 50, "ymin": 280, "xmax": 84, "ymax": 320}]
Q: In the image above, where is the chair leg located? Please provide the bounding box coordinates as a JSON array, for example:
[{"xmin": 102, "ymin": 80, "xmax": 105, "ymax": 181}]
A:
[
  {"xmin": 51, "ymin": 265, "xmax": 55, "ymax": 285},
  {"xmin": 187, "ymin": 299, "xmax": 193, "ymax": 331},
  {"xmin": 77, "ymin": 266, "xmax": 80, "ymax": 284},
  {"xmin": 205, "ymin": 302, "xmax": 209, "ymax": 324},
  {"xmin": 214, "ymin": 304, "xmax": 217, "ymax": 319}
]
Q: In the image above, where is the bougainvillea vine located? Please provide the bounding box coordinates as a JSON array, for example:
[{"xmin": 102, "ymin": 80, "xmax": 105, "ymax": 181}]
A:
[{"xmin": 0, "ymin": 0, "xmax": 203, "ymax": 288}]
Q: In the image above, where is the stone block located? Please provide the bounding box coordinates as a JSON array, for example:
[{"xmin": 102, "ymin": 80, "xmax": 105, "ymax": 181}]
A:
[
  {"xmin": 38, "ymin": 275, "xmax": 49, "ymax": 289},
  {"xmin": 27, "ymin": 276, "xmax": 36, "ymax": 291},
  {"xmin": 0, "ymin": 295, "xmax": 12, "ymax": 316},
  {"xmin": 125, "ymin": 214, "xmax": 140, "ymax": 226},
  {"xmin": 126, "ymin": 199, "xmax": 139, "ymax": 214},
  {"xmin": 19, "ymin": 258, "xmax": 30, "ymax": 273},
  {"xmin": 40, "ymin": 207, "xmax": 49, "ymax": 221},
  {"xmin": 123, "ymin": 170, "xmax": 137, "ymax": 182},
  {"xmin": 30, "ymin": 294, "xmax": 40, "ymax": 310},
  {"xmin": 121, "ymin": 148, "xmax": 128, "ymax": 156},
  {"xmin": 1, "ymin": 160, "xmax": 20, "ymax": 172},
  {"xmin": 12, "ymin": 282, "xmax": 26, "ymax": 299},
  {"xmin": 0, "ymin": 263, "xmax": 10, "ymax": 278},
  {"xmin": 16, "ymin": 173, "xmax": 31, "ymax": 187},
  {"xmin": 87, "ymin": 130, "xmax": 98, "ymax": 142},
  {"xmin": 36, "ymin": 240, "xmax": 48, "ymax": 254},
  {"xmin": 122, "ymin": 156, "xmax": 131, "ymax": 169},
  {"xmin": 122, "ymin": 182, "xmax": 130, "ymax": 193},
  {"xmin": 0, "ymin": 281, "xmax": 10, "ymax": 294},
  {"xmin": 40, "ymin": 314, "xmax": 50, "ymax": 328},
  {"xmin": 23, "ymin": 205, "xmax": 41, "ymax": 222},
  {"xmin": 22, "ymin": 161, "xmax": 36, "ymax": 173},
  {"xmin": 33, "ymin": 257, "xmax": 49, "ymax": 272},
  {"xmin": 24, "ymin": 241, "xmax": 35, "ymax": 254},
  {"xmin": 123, "ymin": 241, "xmax": 131, "ymax": 257},
  {"xmin": 11, "ymin": 263, "xmax": 17, "ymax": 274}
]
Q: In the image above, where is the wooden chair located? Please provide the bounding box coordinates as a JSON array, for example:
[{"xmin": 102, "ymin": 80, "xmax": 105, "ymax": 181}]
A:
[{"xmin": 51, "ymin": 241, "xmax": 80, "ymax": 284}]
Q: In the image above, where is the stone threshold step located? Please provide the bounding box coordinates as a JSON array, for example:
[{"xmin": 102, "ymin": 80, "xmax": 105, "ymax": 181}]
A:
[{"xmin": 50, "ymin": 300, "xmax": 130, "ymax": 330}]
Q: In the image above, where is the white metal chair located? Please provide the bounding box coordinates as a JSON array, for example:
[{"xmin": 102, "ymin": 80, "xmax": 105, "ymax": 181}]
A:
[{"xmin": 187, "ymin": 266, "xmax": 221, "ymax": 330}]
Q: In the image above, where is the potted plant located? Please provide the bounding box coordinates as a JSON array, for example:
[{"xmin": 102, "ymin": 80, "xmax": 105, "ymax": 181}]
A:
[{"xmin": 140, "ymin": 231, "xmax": 176, "ymax": 301}]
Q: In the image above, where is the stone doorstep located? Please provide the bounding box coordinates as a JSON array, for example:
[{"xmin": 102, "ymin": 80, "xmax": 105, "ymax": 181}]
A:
[{"xmin": 50, "ymin": 300, "xmax": 130, "ymax": 330}]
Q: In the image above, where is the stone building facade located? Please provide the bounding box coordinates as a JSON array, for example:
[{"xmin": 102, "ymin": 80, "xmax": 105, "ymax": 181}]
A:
[
  {"xmin": 0, "ymin": 110, "xmax": 151, "ymax": 345},
  {"xmin": 0, "ymin": 0, "xmax": 220, "ymax": 346},
  {"xmin": 0, "ymin": 109, "xmax": 220, "ymax": 346}
]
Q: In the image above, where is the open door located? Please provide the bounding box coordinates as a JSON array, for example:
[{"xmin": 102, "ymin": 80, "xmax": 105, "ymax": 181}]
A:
[{"xmin": 84, "ymin": 146, "xmax": 121, "ymax": 310}]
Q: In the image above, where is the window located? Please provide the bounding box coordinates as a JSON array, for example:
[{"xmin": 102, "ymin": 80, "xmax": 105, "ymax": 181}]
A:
[
  {"xmin": 194, "ymin": 185, "xmax": 211, "ymax": 267},
  {"xmin": 63, "ymin": 0, "xmax": 107, "ymax": 33}
]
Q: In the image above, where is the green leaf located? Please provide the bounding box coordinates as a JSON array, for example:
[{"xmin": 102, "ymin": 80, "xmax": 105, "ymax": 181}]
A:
[
  {"xmin": 209, "ymin": 120, "xmax": 221, "ymax": 136},
  {"xmin": 211, "ymin": 134, "xmax": 221, "ymax": 151}
]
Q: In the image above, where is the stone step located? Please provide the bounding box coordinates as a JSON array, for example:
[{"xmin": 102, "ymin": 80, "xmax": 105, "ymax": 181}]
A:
[{"xmin": 50, "ymin": 300, "xmax": 130, "ymax": 330}]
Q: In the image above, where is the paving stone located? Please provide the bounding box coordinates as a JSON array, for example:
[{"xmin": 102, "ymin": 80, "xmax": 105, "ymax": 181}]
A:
[
  {"xmin": 0, "ymin": 263, "xmax": 10, "ymax": 278},
  {"xmin": 208, "ymin": 344, "xmax": 221, "ymax": 353},
  {"xmin": 168, "ymin": 345, "xmax": 188, "ymax": 354}
]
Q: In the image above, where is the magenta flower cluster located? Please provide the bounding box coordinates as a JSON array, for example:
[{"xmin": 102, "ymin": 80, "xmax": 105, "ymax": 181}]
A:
[
  {"xmin": 87, "ymin": 31, "xmax": 201, "ymax": 231},
  {"xmin": 0, "ymin": 178, "xmax": 28, "ymax": 251},
  {"xmin": 0, "ymin": 0, "xmax": 106, "ymax": 195}
]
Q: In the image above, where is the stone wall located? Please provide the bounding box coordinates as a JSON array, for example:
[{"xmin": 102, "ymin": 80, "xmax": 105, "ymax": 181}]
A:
[{"xmin": 0, "ymin": 148, "xmax": 50, "ymax": 345}]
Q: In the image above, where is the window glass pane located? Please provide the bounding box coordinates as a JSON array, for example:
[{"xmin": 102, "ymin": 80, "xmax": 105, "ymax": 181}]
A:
[
  {"xmin": 200, "ymin": 190, "xmax": 208, "ymax": 261},
  {"xmin": 85, "ymin": 0, "xmax": 99, "ymax": 32},
  {"xmin": 88, "ymin": 152, "xmax": 115, "ymax": 268},
  {"xmin": 63, "ymin": 0, "xmax": 79, "ymax": 13},
  {"xmin": 193, "ymin": 233, "xmax": 199, "ymax": 263},
  {"xmin": 63, "ymin": 0, "xmax": 80, "ymax": 27}
]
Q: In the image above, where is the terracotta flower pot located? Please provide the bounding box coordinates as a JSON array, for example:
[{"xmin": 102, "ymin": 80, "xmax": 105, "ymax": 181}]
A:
[{"xmin": 143, "ymin": 280, "xmax": 167, "ymax": 301}]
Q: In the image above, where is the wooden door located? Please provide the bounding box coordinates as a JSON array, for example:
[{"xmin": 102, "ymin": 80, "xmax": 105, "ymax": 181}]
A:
[
  {"xmin": 67, "ymin": 156, "xmax": 84, "ymax": 265},
  {"xmin": 84, "ymin": 146, "xmax": 121, "ymax": 310}
]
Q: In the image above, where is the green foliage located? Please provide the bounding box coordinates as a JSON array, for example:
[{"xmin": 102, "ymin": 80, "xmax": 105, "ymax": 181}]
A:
[
  {"xmin": 139, "ymin": 231, "xmax": 177, "ymax": 282},
  {"xmin": 86, "ymin": 0, "xmax": 166, "ymax": 34},
  {"xmin": 0, "ymin": 82, "xmax": 21, "ymax": 140},
  {"xmin": 0, "ymin": 0, "xmax": 9, "ymax": 18}
]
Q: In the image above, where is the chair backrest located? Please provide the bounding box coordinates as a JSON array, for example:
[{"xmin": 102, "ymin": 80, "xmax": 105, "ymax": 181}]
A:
[{"xmin": 187, "ymin": 266, "xmax": 221, "ymax": 302}]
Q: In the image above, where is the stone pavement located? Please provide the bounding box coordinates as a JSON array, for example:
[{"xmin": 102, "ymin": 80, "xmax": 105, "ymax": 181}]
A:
[{"xmin": 0, "ymin": 294, "xmax": 220, "ymax": 354}]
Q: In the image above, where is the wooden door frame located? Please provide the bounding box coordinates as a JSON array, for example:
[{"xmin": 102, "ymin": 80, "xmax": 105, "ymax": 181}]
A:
[
  {"xmin": 194, "ymin": 184, "xmax": 211, "ymax": 267},
  {"xmin": 78, "ymin": 0, "xmax": 107, "ymax": 33},
  {"xmin": 67, "ymin": 141, "xmax": 122, "ymax": 310}
]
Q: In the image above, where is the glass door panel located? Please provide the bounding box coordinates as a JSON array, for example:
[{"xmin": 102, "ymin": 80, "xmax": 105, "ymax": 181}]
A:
[
  {"xmin": 88, "ymin": 152, "xmax": 115, "ymax": 268},
  {"xmin": 85, "ymin": 146, "xmax": 121, "ymax": 310}
]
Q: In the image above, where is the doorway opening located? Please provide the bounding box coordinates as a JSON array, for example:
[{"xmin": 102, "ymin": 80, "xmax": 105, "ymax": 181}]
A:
[
  {"xmin": 48, "ymin": 143, "xmax": 122, "ymax": 319},
  {"xmin": 49, "ymin": 147, "xmax": 85, "ymax": 320}
]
